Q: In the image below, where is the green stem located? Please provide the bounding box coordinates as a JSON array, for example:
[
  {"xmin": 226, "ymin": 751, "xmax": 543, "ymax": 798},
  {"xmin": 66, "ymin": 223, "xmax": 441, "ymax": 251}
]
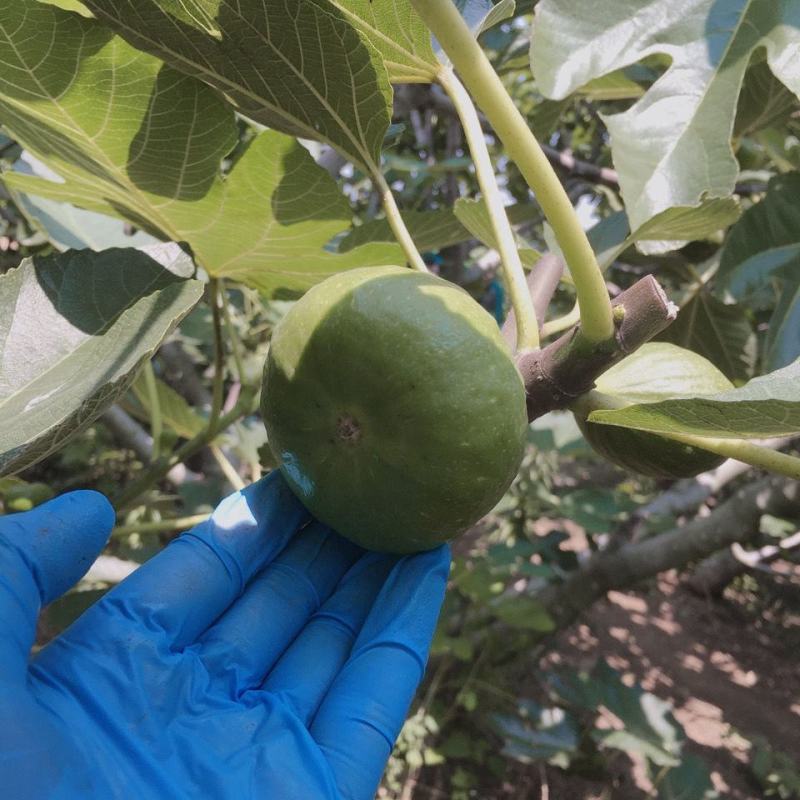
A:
[
  {"xmin": 220, "ymin": 279, "xmax": 246, "ymax": 384},
  {"xmin": 210, "ymin": 444, "xmax": 246, "ymax": 491},
  {"xmin": 658, "ymin": 431, "xmax": 800, "ymax": 480},
  {"xmin": 113, "ymin": 385, "xmax": 258, "ymax": 511},
  {"xmin": 373, "ymin": 171, "xmax": 429, "ymax": 272},
  {"xmin": 410, "ymin": 0, "xmax": 614, "ymax": 343},
  {"xmin": 208, "ymin": 279, "xmax": 226, "ymax": 429},
  {"xmin": 141, "ymin": 360, "xmax": 163, "ymax": 461},
  {"xmin": 112, "ymin": 513, "xmax": 210, "ymax": 538},
  {"xmin": 541, "ymin": 301, "xmax": 580, "ymax": 339},
  {"xmin": 438, "ymin": 67, "xmax": 539, "ymax": 351}
]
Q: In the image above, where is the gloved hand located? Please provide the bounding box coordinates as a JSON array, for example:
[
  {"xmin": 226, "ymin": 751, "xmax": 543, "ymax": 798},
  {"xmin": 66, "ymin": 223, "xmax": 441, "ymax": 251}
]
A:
[{"xmin": 0, "ymin": 472, "xmax": 450, "ymax": 800}]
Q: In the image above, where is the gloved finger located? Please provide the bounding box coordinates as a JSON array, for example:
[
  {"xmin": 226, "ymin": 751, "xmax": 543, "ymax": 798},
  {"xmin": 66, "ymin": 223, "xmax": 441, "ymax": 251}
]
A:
[
  {"xmin": 0, "ymin": 491, "xmax": 114, "ymax": 679},
  {"xmin": 98, "ymin": 471, "xmax": 309, "ymax": 648},
  {"xmin": 259, "ymin": 551, "xmax": 397, "ymax": 724},
  {"xmin": 311, "ymin": 544, "xmax": 450, "ymax": 800},
  {"xmin": 197, "ymin": 522, "xmax": 362, "ymax": 691}
]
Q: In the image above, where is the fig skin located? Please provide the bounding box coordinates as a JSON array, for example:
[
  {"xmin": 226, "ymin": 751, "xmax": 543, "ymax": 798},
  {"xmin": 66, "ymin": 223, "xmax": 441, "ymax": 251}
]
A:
[
  {"xmin": 574, "ymin": 401, "xmax": 726, "ymax": 479},
  {"xmin": 262, "ymin": 266, "xmax": 528, "ymax": 554}
]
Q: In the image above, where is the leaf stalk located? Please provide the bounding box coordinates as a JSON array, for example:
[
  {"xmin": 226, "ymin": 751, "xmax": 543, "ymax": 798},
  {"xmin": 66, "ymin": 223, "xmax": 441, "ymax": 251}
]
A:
[
  {"xmin": 410, "ymin": 0, "xmax": 614, "ymax": 342},
  {"xmin": 438, "ymin": 66, "xmax": 539, "ymax": 351}
]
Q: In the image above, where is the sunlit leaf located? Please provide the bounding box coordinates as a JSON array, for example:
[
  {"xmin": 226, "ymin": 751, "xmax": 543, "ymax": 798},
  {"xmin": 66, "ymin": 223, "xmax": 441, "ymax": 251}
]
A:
[
  {"xmin": 591, "ymin": 359, "xmax": 800, "ymax": 439},
  {"xmin": 85, "ymin": 0, "xmax": 393, "ymax": 170},
  {"xmin": 532, "ymin": 0, "xmax": 800, "ymax": 230},
  {"xmin": 0, "ymin": 2, "xmax": 401, "ymax": 295}
]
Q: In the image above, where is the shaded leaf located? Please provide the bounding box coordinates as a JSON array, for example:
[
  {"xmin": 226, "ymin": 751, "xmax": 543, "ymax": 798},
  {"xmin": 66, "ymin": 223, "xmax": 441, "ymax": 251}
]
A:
[
  {"xmin": 491, "ymin": 595, "xmax": 556, "ymax": 631},
  {"xmin": 127, "ymin": 372, "xmax": 207, "ymax": 440},
  {"xmin": 658, "ymin": 290, "xmax": 755, "ymax": 383},
  {"xmin": 10, "ymin": 152, "xmax": 159, "ymax": 251},
  {"xmin": 550, "ymin": 661, "xmax": 683, "ymax": 767},
  {"xmin": 591, "ymin": 358, "xmax": 800, "ymax": 439},
  {"xmin": 86, "ymin": 0, "xmax": 393, "ymax": 170},
  {"xmin": 719, "ymin": 174, "xmax": 800, "ymax": 285},
  {"xmin": 0, "ymin": 245, "xmax": 204, "ymax": 476},
  {"xmin": 718, "ymin": 173, "xmax": 800, "ymax": 368},
  {"xmin": 658, "ymin": 755, "xmax": 717, "ymax": 800},
  {"xmin": 734, "ymin": 59, "xmax": 800, "ymax": 138},
  {"xmin": 454, "ymin": 197, "xmax": 541, "ymax": 267},
  {"xmin": 532, "ymin": 0, "xmax": 800, "ymax": 230},
  {"xmin": 492, "ymin": 704, "xmax": 579, "ymax": 766},
  {"xmin": 339, "ymin": 202, "xmax": 539, "ymax": 254}
]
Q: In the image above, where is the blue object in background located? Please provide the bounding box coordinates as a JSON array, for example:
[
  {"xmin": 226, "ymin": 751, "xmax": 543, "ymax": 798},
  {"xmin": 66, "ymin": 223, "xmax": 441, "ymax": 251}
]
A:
[
  {"xmin": 0, "ymin": 472, "xmax": 450, "ymax": 799},
  {"xmin": 487, "ymin": 277, "xmax": 507, "ymax": 325}
]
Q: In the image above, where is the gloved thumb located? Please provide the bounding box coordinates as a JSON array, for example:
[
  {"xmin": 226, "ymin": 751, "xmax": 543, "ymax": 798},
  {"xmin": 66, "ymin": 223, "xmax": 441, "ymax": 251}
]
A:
[{"xmin": 0, "ymin": 490, "xmax": 114, "ymax": 678}]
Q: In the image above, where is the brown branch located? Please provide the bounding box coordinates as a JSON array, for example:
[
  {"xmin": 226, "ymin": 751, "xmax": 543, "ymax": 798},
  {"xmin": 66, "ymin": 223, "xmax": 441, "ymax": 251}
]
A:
[
  {"xmin": 536, "ymin": 475, "xmax": 800, "ymax": 630},
  {"xmin": 516, "ymin": 275, "xmax": 677, "ymax": 420},
  {"xmin": 501, "ymin": 253, "xmax": 564, "ymax": 349}
]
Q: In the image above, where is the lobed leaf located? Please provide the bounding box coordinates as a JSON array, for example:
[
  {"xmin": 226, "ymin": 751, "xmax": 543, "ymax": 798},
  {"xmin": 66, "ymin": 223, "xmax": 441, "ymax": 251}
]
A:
[
  {"xmin": 532, "ymin": 0, "xmax": 800, "ymax": 230},
  {"xmin": 0, "ymin": 1, "xmax": 401, "ymax": 294}
]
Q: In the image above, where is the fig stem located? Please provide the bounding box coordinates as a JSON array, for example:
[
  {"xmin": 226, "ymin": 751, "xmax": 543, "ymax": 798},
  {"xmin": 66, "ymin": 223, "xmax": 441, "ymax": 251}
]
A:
[
  {"xmin": 373, "ymin": 171, "xmax": 429, "ymax": 273},
  {"xmin": 411, "ymin": 0, "xmax": 614, "ymax": 343},
  {"xmin": 438, "ymin": 66, "xmax": 540, "ymax": 351},
  {"xmin": 541, "ymin": 301, "xmax": 580, "ymax": 339},
  {"xmin": 517, "ymin": 276, "xmax": 677, "ymax": 421},
  {"xmin": 208, "ymin": 278, "xmax": 226, "ymax": 430},
  {"xmin": 220, "ymin": 279, "xmax": 246, "ymax": 384},
  {"xmin": 113, "ymin": 384, "xmax": 259, "ymax": 512},
  {"xmin": 654, "ymin": 432, "xmax": 800, "ymax": 480},
  {"xmin": 141, "ymin": 360, "xmax": 162, "ymax": 461}
]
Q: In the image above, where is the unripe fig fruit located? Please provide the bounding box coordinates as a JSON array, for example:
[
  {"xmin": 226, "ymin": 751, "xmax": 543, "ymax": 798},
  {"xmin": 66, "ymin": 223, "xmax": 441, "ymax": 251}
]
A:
[
  {"xmin": 262, "ymin": 266, "xmax": 528, "ymax": 553},
  {"xmin": 572, "ymin": 343, "xmax": 734, "ymax": 479}
]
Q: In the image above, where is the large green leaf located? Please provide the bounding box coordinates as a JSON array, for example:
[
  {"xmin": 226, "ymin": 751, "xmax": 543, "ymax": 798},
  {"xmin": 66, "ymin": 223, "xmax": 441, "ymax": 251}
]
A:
[
  {"xmin": 532, "ymin": 0, "xmax": 800, "ymax": 230},
  {"xmin": 0, "ymin": 1, "xmax": 401, "ymax": 294},
  {"xmin": 719, "ymin": 173, "xmax": 800, "ymax": 369},
  {"xmin": 590, "ymin": 358, "xmax": 800, "ymax": 439},
  {"xmin": 84, "ymin": 0, "xmax": 393, "ymax": 171},
  {"xmin": 551, "ymin": 662, "xmax": 683, "ymax": 768},
  {"xmin": 0, "ymin": 245, "xmax": 204, "ymax": 476}
]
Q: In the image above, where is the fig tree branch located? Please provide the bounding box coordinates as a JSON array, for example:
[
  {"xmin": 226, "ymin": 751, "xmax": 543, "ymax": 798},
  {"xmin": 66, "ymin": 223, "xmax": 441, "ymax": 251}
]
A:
[
  {"xmin": 517, "ymin": 276, "xmax": 678, "ymax": 420},
  {"xmin": 141, "ymin": 360, "xmax": 162, "ymax": 461},
  {"xmin": 536, "ymin": 474, "xmax": 800, "ymax": 630},
  {"xmin": 501, "ymin": 253, "xmax": 564, "ymax": 350},
  {"xmin": 438, "ymin": 66, "xmax": 539, "ymax": 351},
  {"xmin": 412, "ymin": 0, "xmax": 614, "ymax": 343},
  {"xmin": 631, "ymin": 437, "xmax": 795, "ymax": 536}
]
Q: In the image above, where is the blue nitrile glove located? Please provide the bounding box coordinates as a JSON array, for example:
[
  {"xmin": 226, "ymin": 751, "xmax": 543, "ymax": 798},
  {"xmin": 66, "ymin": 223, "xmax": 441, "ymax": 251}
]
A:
[{"xmin": 0, "ymin": 472, "xmax": 450, "ymax": 800}]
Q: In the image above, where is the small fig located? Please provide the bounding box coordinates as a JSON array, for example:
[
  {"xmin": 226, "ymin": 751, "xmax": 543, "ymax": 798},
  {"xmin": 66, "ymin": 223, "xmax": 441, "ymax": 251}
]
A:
[{"xmin": 572, "ymin": 343, "xmax": 734, "ymax": 479}]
